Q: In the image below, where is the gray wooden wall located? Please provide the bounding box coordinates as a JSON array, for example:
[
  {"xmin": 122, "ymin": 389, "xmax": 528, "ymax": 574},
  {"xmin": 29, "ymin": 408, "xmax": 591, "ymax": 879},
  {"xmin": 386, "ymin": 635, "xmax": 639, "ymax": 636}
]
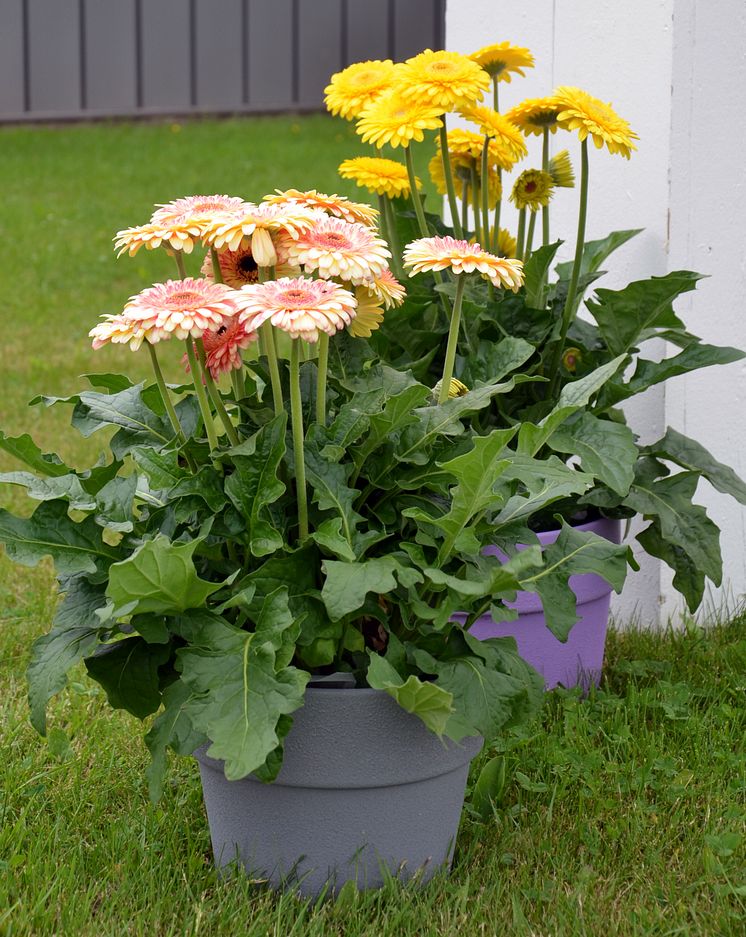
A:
[{"xmin": 0, "ymin": 0, "xmax": 445, "ymax": 122}]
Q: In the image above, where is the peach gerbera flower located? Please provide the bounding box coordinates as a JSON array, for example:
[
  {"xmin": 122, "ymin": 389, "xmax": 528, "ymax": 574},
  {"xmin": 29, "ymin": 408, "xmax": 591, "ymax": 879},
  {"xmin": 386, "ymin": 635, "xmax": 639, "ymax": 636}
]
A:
[
  {"xmin": 237, "ymin": 277, "xmax": 357, "ymax": 344},
  {"xmin": 324, "ymin": 60, "xmax": 399, "ymax": 120},
  {"xmin": 200, "ymin": 245, "xmax": 299, "ymax": 288},
  {"xmin": 113, "ymin": 220, "xmax": 203, "ymax": 257},
  {"xmin": 363, "ymin": 268, "xmax": 407, "ymax": 308},
  {"xmin": 123, "ymin": 277, "xmax": 241, "ymax": 340},
  {"xmin": 282, "ymin": 216, "xmax": 390, "ymax": 285},
  {"xmin": 402, "ymin": 236, "xmax": 524, "ymax": 291},
  {"xmin": 202, "ymin": 202, "xmax": 320, "ymax": 266},
  {"xmin": 89, "ymin": 314, "xmax": 161, "ymax": 352},
  {"xmin": 264, "ymin": 189, "xmax": 378, "ymax": 228},
  {"xmin": 151, "ymin": 194, "xmax": 247, "ymax": 228}
]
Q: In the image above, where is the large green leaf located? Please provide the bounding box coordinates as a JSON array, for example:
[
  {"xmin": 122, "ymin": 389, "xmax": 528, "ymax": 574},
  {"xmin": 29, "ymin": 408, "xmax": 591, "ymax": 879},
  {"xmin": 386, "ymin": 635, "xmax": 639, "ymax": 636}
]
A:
[
  {"xmin": 106, "ymin": 535, "xmax": 224, "ymax": 615},
  {"xmin": 85, "ymin": 637, "xmax": 171, "ymax": 719},
  {"xmin": 0, "ymin": 472, "xmax": 96, "ymax": 511},
  {"xmin": 646, "ymin": 427, "xmax": 746, "ymax": 505},
  {"xmin": 322, "ymin": 555, "xmax": 422, "ymax": 621},
  {"xmin": 0, "ymin": 500, "xmax": 119, "ymax": 576},
  {"xmin": 366, "ymin": 652, "xmax": 454, "ymax": 736},
  {"xmin": 224, "ymin": 414, "xmax": 287, "ymax": 556},
  {"xmin": 177, "ymin": 592, "xmax": 309, "ymax": 781},
  {"xmin": 145, "ymin": 680, "xmax": 206, "ymax": 801},
  {"xmin": 495, "ymin": 454, "xmax": 593, "ymax": 527},
  {"xmin": 548, "ymin": 411, "xmax": 638, "ymax": 496},
  {"xmin": 556, "ymin": 229, "xmax": 642, "ymax": 283},
  {"xmin": 94, "ymin": 474, "xmax": 137, "ymax": 532},
  {"xmin": 524, "ymin": 241, "xmax": 562, "ymax": 309},
  {"xmin": 460, "ymin": 336, "xmax": 536, "ymax": 387},
  {"xmin": 305, "ymin": 440, "xmax": 370, "ymax": 558},
  {"xmin": 352, "ymin": 383, "xmax": 431, "ymax": 469},
  {"xmin": 0, "ymin": 431, "xmax": 69, "ymax": 477},
  {"xmin": 637, "ymin": 520, "xmax": 706, "ymax": 612}
]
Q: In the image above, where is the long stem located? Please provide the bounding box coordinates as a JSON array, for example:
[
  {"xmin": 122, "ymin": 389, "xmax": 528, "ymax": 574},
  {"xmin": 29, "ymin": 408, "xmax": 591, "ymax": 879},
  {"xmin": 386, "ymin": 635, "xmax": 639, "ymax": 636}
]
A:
[
  {"xmin": 470, "ymin": 162, "xmax": 481, "ymax": 242},
  {"xmin": 548, "ymin": 138, "xmax": 590, "ymax": 395},
  {"xmin": 439, "ymin": 116, "xmax": 464, "ymax": 238},
  {"xmin": 377, "ymin": 194, "xmax": 390, "ymax": 250},
  {"xmin": 525, "ymin": 211, "xmax": 537, "ymax": 260},
  {"xmin": 147, "ymin": 342, "xmax": 186, "ymax": 443},
  {"xmin": 210, "ymin": 247, "xmax": 224, "ymax": 282},
  {"xmin": 516, "ymin": 208, "xmax": 527, "ymax": 261},
  {"xmin": 199, "ymin": 349, "xmax": 240, "ymax": 447},
  {"xmin": 438, "ymin": 276, "xmax": 466, "ymax": 405},
  {"xmin": 541, "ymin": 129, "xmax": 550, "ymax": 246},
  {"xmin": 481, "ymin": 136, "xmax": 491, "ymax": 247},
  {"xmin": 185, "ymin": 340, "xmax": 219, "ymax": 452},
  {"xmin": 231, "ymin": 367, "xmax": 245, "ymax": 404},
  {"xmin": 491, "ymin": 169, "xmax": 502, "ymax": 252},
  {"xmin": 460, "ymin": 180, "xmax": 470, "ymax": 235},
  {"xmin": 383, "ymin": 197, "xmax": 402, "ymax": 278},
  {"xmin": 289, "ymin": 340, "xmax": 309, "ymax": 541},
  {"xmin": 173, "ymin": 252, "xmax": 187, "ymax": 278},
  {"xmin": 405, "ymin": 146, "xmax": 429, "ymax": 238},
  {"xmin": 316, "ymin": 332, "xmax": 329, "ymax": 426},
  {"xmin": 261, "ymin": 323, "xmax": 284, "ymax": 417},
  {"xmin": 492, "ymin": 76, "xmax": 499, "ymax": 112}
]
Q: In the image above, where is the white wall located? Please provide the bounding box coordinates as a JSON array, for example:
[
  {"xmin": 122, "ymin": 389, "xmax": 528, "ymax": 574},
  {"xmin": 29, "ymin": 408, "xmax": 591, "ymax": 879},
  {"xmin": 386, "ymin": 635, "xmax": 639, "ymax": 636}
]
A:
[{"xmin": 446, "ymin": 0, "xmax": 746, "ymax": 625}]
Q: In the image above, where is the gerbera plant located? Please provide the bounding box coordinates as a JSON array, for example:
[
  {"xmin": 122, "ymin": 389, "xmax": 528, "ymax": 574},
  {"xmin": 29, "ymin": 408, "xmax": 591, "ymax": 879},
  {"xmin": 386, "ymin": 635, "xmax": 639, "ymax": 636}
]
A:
[{"xmin": 1, "ymin": 183, "xmax": 635, "ymax": 797}]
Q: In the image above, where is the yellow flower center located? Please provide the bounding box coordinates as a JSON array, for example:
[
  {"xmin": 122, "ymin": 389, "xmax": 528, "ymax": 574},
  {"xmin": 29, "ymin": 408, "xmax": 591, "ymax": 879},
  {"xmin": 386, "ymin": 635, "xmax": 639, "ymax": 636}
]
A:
[
  {"xmin": 430, "ymin": 62, "xmax": 457, "ymax": 75},
  {"xmin": 583, "ymin": 100, "xmax": 615, "ymax": 123}
]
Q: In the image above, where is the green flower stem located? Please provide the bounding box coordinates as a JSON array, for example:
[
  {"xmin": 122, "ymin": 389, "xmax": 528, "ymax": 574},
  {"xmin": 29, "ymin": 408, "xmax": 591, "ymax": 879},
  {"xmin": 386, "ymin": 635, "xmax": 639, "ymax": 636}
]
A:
[
  {"xmin": 260, "ymin": 322, "xmax": 284, "ymax": 417},
  {"xmin": 383, "ymin": 197, "xmax": 403, "ymax": 278},
  {"xmin": 173, "ymin": 251, "xmax": 187, "ymax": 278},
  {"xmin": 549, "ymin": 137, "xmax": 590, "ymax": 396},
  {"xmin": 199, "ymin": 347, "xmax": 240, "ymax": 447},
  {"xmin": 289, "ymin": 339, "xmax": 309, "ymax": 542},
  {"xmin": 316, "ymin": 332, "xmax": 329, "ymax": 426},
  {"xmin": 470, "ymin": 162, "xmax": 481, "ymax": 242},
  {"xmin": 377, "ymin": 194, "xmax": 390, "ymax": 249},
  {"xmin": 185, "ymin": 340, "xmax": 219, "ymax": 452},
  {"xmin": 541, "ymin": 128, "xmax": 550, "ymax": 246},
  {"xmin": 516, "ymin": 208, "xmax": 527, "ymax": 261},
  {"xmin": 481, "ymin": 136, "xmax": 491, "ymax": 246},
  {"xmin": 440, "ymin": 117, "xmax": 464, "ymax": 238},
  {"xmin": 491, "ymin": 169, "xmax": 502, "ymax": 252},
  {"xmin": 405, "ymin": 145, "xmax": 429, "ymax": 238},
  {"xmin": 210, "ymin": 247, "xmax": 223, "ymax": 282},
  {"xmin": 438, "ymin": 275, "xmax": 466, "ymax": 405},
  {"xmin": 461, "ymin": 180, "xmax": 470, "ymax": 235},
  {"xmin": 525, "ymin": 210, "xmax": 537, "ymax": 260},
  {"xmin": 147, "ymin": 342, "xmax": 186, "ymax": 444},
  {"xmin": 232, "ymin": 365, "xmax": 245, "ymax": 401},
  {"xmin": 492, "ymin": 76, "xmax": 499, "ymax": 112}
]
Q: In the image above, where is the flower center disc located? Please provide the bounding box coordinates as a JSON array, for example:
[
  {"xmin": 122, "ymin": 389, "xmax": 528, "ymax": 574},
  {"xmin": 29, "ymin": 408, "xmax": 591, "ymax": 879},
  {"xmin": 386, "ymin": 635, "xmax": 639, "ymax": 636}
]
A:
[
  {"xmin": 318, "ymin": 233, "xmax": 350, "ymax": 248},
  {"xmin": 283, "ymin": 289, "xmax": 315, "ymax": 305},
  {"xmin": 168, "ymin": 291, "xmax": 202, "ymax": 306}
]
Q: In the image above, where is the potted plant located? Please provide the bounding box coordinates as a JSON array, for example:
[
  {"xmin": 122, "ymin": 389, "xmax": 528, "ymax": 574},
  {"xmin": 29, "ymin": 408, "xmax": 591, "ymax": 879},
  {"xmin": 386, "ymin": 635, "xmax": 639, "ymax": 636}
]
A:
[
  {"xmin": 0, "ymin": 189, "xmax": 633, "ymax": 896},
  {"xmin": 328, "ymin": 46, "xmax": 746, "ymax": 688}
]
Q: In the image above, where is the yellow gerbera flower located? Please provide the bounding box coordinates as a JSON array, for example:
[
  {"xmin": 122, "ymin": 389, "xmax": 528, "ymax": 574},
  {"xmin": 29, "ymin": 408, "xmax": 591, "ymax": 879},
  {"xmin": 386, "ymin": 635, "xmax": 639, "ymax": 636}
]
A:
[
  {"xmin": 439, "ymin": 126, "xmax": 518, "ymax": 172},
  {"xmin": 403, "ymin": 236, "xmax": 523, "ymax": 291},
  {"xmin": 356, "ymin": 89, "xmax": 443, "ymax": 149},
  {"xmin": 469, "ymin": 42, "xmax": 535, "ymax": 82},
  {"xmin": 324, "ymin": 60, "xmax": 398, "ymax": 121},
  {"xmin": 433, "ymin": 377, "xmax": 470, "ymax": 400},
  {"xmin": 479, "ymin": 227, "xmax": 518, "ymax": 258},
  {"xmin": 553, "ymin": 86, "xmax": 638, "ymax": 158},
  {"xmin": 459, "ymin": 105, "xmax": 528, "ymax": 162},
  {"xmin": 429, "ymin": 151, "xmax": 502, "ymax": 209},
  {"xmin": 510, "ymin": 170, "xmax": 554, "ymax": 211},
  {"xmin": 264, "ymin": 188, "xmax": 378, "ymax": 228},
  {"xmin": 505, "ymin": 97, "xmax": 562, "ymax": 137},
  {"xmin": 338, "ymin": 157, "xmax": 419, "ymax": 199},
  {"xmin": 349, "ymin": 287, "xmax": 385, "ymax": 338},
  {"xmin": 363, "ymin": 268, "xmax": 406, "ymax": 308},
  {"xmin": 548, "ymin": 150, "xmax": 575, "ymax": 188},
  {"xmin": 394, "ymin": 49, "xmax": 490, "ymax": 111}
]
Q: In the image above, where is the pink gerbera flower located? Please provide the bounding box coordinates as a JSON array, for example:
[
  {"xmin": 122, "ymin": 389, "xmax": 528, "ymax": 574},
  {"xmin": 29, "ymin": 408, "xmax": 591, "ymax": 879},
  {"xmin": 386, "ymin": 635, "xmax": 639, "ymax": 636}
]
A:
[
  {"xmin": 403, "ymin": 236, "xmax": 524, "ymax": 291},
  {"xmin": 151, "ymin": 194, "xmax": 247, "ymax": 227},
  {"xmin": 363, "ymin": 268, "xmax": 407, "ymax": 308},
  {"xmin": 264, "ymin": 188, "xmax": 379, "ymax": 228},
  {"xmin": 281, "ymin": 216, "xmax": 390, "ymax": 285},
  {"xmin": 89, "ymin": 313, "xmax": 162, "ymax": 351},
  {"xmin": 123, "ymin": 277, "xmax": 241, "ymax": 340},
  {"xmin": 183, "ymin": 317, "xmax": 258, "ymax": 379},
  {"xmin": 236, "ymin": 276, "xmax": 357, "ymax": 343},
  {"xmin": 202, "ymin": 202, "xmax": 320, "ymax": 266}
]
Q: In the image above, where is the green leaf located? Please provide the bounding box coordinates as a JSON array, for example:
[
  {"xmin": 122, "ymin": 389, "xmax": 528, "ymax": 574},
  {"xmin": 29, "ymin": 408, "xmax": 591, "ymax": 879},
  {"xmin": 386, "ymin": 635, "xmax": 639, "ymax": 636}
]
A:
[
  {"xmin": 321, "ymin": 556, "xmax": 422, "ymax": 621},
  {"xmin": 548, "ymin": 412, "xmax": 638, "ymax": 496},
  {"xmin": 473, "ymin": 755, "xmax": 509, "ymax": 817},
  {"xmin": 495, "ymin": 454, "xmax": 593, "ymax": 527},
  {"xmin": 586, "ymin": 271, "xmax": 704, "ymax": 355},
  {"xmin": 82, "ymin": 372, "xmax": 134, "ymax": 393},
  {"xmin": 556, "ymin": 229, "xmax": 642, "ymax": 284},
  {"xmin": 177, "ymin": 592, "xmax": 309, "ymax": 781},
  {"xmin": 0, "ymin": 472, "xmax": 96, "ymax": 511},
  {"xmin": 106, "ymin": 535, "xmax": 224, "ymax": 615},
  {"xmin": 224, "ymin": 414, "xmax": 287, "ymax": 556},
  {"xmin": 460, "ymin": 337, "xmax": 536, "ymax": 387},
  {"xmin": 0, "ymin": 500, "xmax": 119, "ymax": 576},
  {"xmin": 352, "ymin": 383, "xmax": 431, "ymax": 467},
  {"xmin": 145, "ymin": 680, "xmax": 206, "ymax": 801},
  {"xmin": 26, "ymin": 577, "xmax": 107, "ymax": 734},
  {"xmin": 94, "ymin": 474, "xmax": 137, "ymax": 532},
  {"xmin": 524, "ymin": 241, "xmax": 562, "ymax": 309},
  {"xmin": 646, "ymin": 427, "xmax": 746, "ymax": 505},
  {"xmin": 85, "ymin": 637, "xmax": 171, "ymax": 719},
  {"xmin": 0, "ymin": 430, "xmax": 69, "ymax": 477},
  {"xmin": 366, "ymin": 653, "xmax": 454, "ymax": 736},
  {"xmin": 305, "ymin": 441, "xmax": 367, "ymax": 558},
  {"xmin": 311, "ymin": 517, "xmax": 356, "ymax": 562},
  {"xmin": 637, "ymin": 521, "xmax": 705, "ymax": 612}
]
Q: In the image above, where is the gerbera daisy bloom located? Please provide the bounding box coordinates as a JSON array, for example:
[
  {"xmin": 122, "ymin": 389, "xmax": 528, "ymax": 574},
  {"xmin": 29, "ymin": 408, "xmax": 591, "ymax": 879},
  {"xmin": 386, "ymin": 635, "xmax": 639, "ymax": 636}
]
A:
[
  {"xmin": 356, "ymin": 89, "xmax": 443, "ymax": 149},
  {"xmin": 510, "ymin": 169, "xmax": 554, "ymax": 211},
  {"xmin": 395, "ymin": 49, "xmax": 490, "ymax": 111},
  {"xmin": 89, "ymin": 313, "xmax": 161, "ymax": 352},
  {"xmin": 437, "ymin": 126, "xmax": 519, "ymax": 173},
  {"xmin": 202, "ymin": 202, "xmax": 319, "ymax": 265},
  {"xmin": 506, "ymin": 97, "xmax": 563, "ymax": 137},
  {"xmin": 151, "ymin": 194, "xmax": 247, "ymax": 228},
  {"xmin": 460, "ymin": 105, "xmax": 528, "ymax": 161},
  {"xmin": 469, "ymin": 42, "xmax": 535, "ymax": 82},
  {"xmin": 433, "ymin": 377, "xmax": 470, "ymax": 400},
  {"xmin": 123, "ymin": 277, "xmax": 240, "ymax": 340},
  {"xmin": 403, "ymin": 236, "xmax": 523, "ymax": 291},
  {"xmin": 429, "ymin": 151, "xmax": 502, "ymax": 208},
  {"xmin": 324, "ymin": 59, "xmax": 399, "ymax": 120},
  {"xmin": 199, "ymin": 317, "xmax": 257, "ymax": 378},
  {"xmin": 363, "ymin": 268, "xmax": 407, "ymax": 308},
  {"xmin": 282, "ymin": 216, "xmax": 390, "ymax": 285},
  {"xmin": 553, "ymin": 86, "xmax": 638, "ymax": 158},
  {"xmin": 113, "ymin": 220, "xmax": 203, "ymax": 257},
  {"xmin": 548, "ymin": 149, "xmax": 575, "ymax": 188},
  {"xmin": 264, "ymin": 188, "xmax": 378, "ymax": 227},
  {"xmin": 338, "ymin": 156, "xmax": 419, "ymax": 199},
  {"xmin": 199, "ymin": 245, "xmax": 299, "ymax": 289},
  {"xmin": 236, "ymin": 277, "xmax": 357, "ymax": 344},
  {"xmin": 473, "ymin": 227, "xmax": 517, "ymax": 259},
  {"xmin": 349, "ymin": 288, "xmax": 385, "ymax": 338}
]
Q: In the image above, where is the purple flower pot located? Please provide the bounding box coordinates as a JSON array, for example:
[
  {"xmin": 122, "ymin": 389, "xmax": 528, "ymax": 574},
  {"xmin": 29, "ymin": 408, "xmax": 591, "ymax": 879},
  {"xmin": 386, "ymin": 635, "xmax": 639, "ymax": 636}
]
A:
[{"xmin": 467, "ymin": 517, "xmax": 622, "ymax": 690}]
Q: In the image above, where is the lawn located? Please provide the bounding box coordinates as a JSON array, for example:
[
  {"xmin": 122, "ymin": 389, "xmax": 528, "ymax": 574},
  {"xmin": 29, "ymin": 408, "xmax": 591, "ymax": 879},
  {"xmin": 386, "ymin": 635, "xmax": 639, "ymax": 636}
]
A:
[{"xmin": 1, "ymin": 117, "xmax": 745, "ymax": 936}]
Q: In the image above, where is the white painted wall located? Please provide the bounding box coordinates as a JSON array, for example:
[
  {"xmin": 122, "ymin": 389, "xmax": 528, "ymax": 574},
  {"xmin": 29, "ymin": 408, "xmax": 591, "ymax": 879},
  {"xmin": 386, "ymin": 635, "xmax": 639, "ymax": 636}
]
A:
[{"xmin": 446, "ymin": 0, "xmax": 746, "ymax": 625}]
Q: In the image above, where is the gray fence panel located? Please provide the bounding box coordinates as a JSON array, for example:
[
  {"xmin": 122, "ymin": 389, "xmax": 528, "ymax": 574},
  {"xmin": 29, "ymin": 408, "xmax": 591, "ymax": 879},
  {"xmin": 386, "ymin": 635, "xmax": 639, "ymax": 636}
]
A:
[
  {"xmin": 196, "ymin": 0, "xmax": 244, "ymax": 108},
  {"xmin": 0, "ymin": 0, "xmax": 24, "ymax": 114},
  {"xmin": 85, "ymin": 0, "xmax": 138, "ymax": 112},
  {"xmin": 394, "ymin": 0, "xmax": 440, "ymax": 61},
  {"xmin": 248, "ymin": 0, "xmax": 294, "ymax": 110},
  {"xmin": 297, "ymin": 0, "xmax": 343, "ymax": 108},
  {"xmin": 27, "ymin": 0, "xmax": 80, "ymax": 112},
  {"xmin": 141, "ymin": 0, "xmax": 191, "ymax": 109},
  {"xmin": 346, "ymin": 0, "xmax": 389, "ymax": 63}
]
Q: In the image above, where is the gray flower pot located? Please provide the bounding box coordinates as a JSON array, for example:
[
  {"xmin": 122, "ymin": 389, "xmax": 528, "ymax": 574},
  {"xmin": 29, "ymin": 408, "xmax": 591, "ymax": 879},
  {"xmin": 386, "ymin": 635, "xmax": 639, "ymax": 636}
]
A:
[{"xmin": 194, "ymin": 684, "xmax": 482, "ymax": 897}]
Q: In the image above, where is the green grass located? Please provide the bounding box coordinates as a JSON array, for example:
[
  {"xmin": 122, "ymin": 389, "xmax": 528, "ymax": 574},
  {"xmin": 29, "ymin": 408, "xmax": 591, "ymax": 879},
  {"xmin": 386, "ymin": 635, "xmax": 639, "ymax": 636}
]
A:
[{"xmin": 1, "ymin": 117, "xmax": 745, "ymax": 936}]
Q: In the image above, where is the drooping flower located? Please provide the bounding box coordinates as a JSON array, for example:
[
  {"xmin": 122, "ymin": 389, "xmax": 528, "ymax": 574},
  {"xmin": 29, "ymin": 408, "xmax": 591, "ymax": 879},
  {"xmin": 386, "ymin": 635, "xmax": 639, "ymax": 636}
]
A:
[
  {"xmin": 200, "ymin": 245, "xmax": 299, "ymax": 288},
  {"xmin": 324, "ymin": 59, "xmax": 399, "ymax": 120},
  {"xmin": 438, "ymin": 126, "xmax": 518, "ymax": 172},
  {"xmin": 89, "ymin": 313, "xmax": 161, "ymax": 352},
  {"xmin": 510, "ymin": 169, "xmax": 554, "ymax": 211},
  {"xmin": 282, "ymin": 216, "xmax": 390, "ymax": 285},
  {"xmin": 363, "ymin": 268, "xmax": 406, "ymax": 308},
  {"xmin": 349, "ymin": 287, "xmax": 385, "ymax": 338},
  {"xmin": 263, "ymin": 188, "xmax": 378, "ymax": 227},
  {"xmin": 237, "ymin": 277, "xmax": 357, "ymax": 344},
  {"xmin": 403, "ymin": 236, "xmax": 524, "ymax": 291},
  {"xmin": 459, "ymin": 105, "xmax": 528, "ymax": 162},
  {"xmin": 395, "ymin": 49, "xmax": 490, "ymax": 111},
  {"xmin": 123, "ymin": 277, "xmax": 240, "ymax": 340},
  {"xmin": 151, "ymin": 194, "xmax": 247, "ymax": 228},
  {"xmin": 433, "ymin": 377, "xmax": 470, "ymax": 400},
  {"xmin": 472, "ymin": 227, "xmax": 517, "ymax": 259},
  {"xmin": 202, "ymin": 202, "xmax": 320, "ymax": 265},
  {"xmin": 113, "ymin": 220, "xmax": 203, "ymax": 257},
  {"xmin": 506, "ymin": 97, "xmax": 562, "ymax": 136},
  {"xmin": 355, "ymin": 90, "xmax": 443, "ymax": 149},
  {"xmin": 429, "ymin": 150, "xmax": 502, "ymax": 208},
  {"xmin": 469, "ymin": 42, "xmax": 535, "ymax": 82},
  {"xmin": 548, "ymin": 149, "xmax": 575, "ymax": 188},
  {"xmin": 200, "ymin": 317, "xmax": 258, "ymax": 378},
  {"xmin": 338, "ymin": 156, "xmax": 419, "ymax": 199},
  {"xmin": 553, "ymin": 86, "xmax": 638, "ymax": 158}
]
